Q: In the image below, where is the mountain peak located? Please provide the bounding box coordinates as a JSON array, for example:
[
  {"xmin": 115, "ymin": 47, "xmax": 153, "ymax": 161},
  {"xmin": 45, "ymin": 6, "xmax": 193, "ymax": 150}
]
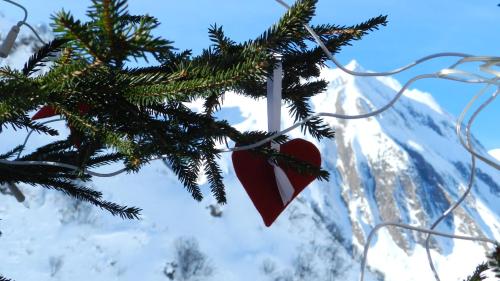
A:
[
  {"xmin": 489, "ymin": 149, "xmax": 500, "ymax": 161},
  {"xmin": 345, "ymin": 59, "xmax": 364, "ymax": 71}
]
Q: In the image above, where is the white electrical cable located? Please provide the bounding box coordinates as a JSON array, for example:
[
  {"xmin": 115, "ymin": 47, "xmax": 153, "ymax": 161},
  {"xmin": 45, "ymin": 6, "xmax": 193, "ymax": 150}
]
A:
[
  {"xmin": 273, "ymin": 0, "xmax": 478, "ymax": 76},
  {"xmin": 16, "ymin": 118, "xmax": 63, "ymax": 159},
  {"xmin": 20, "ymin": 21, "xmax": 47, "ymax": 45},
  {"xmin": 455, "ymin": 84, "xmax": 500, "ymax": 170},
  {"xmin": 0, "ymin": 0, "xmax": 47, "ymax": 58},
  {"xmin": 359, "ymin": 87, "xmax": 499, "ymax": 281},
  {"xmin": 0, "ymin": 1, "xmax": 496, "ymax": 189},
  {"xmin": 1, "ymin": 0, "xmax": 27, "ymax": 22},
  {"xmin": 424, "ymin": 86, "xmax": 498, "ymax": 281},
  {"xmin": 1, "ymin": 159, "xmax": 127, "ymax": 177},
  {"xmin": 271, "ymin": 2, "xmax": 500, "ymax": 281},
  {"xmin": 359, "ymin": 222, "xmax": 499, "ymax": 281}
]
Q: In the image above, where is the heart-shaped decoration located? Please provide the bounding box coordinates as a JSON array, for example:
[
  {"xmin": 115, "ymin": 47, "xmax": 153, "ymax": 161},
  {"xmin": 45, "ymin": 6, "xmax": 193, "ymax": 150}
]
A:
[
  {"xmin": 32, "ymin": 104, "xmax": 91, "ymax": 120},
  {"xmin": 32, "ymin": 104, "xmax": 91, "ymax": 148},
  {"xmin": 232, "ymin": 138, "xmax": 321, "ymax": 227}
]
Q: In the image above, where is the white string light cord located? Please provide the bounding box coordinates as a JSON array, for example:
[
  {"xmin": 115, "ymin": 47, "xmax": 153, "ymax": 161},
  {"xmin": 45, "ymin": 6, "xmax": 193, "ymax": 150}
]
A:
[
  {"xmin": 359, "ymin": 87, "xmax": 499, "ymax": 281},
  {"xmin": 1, "ymin": 0, "xmax": 27, "ymax": 22},
  {"xmin": 0, "ymin": 0, "xmax": 46, "ymax": 59},
  {"xmin": 1, "ymin": 1, "xmax": 499, "ymax": 280},
  {"xmin": 424, "ymin": 83, "xmax": 499, "ymax": 281},
  {"xmin": 6, "ymin": 117, "xmax": 127, "ymax": 177},
  {"xmin": 273, "ymin": 1, "xmax": 500, "ymax": 281},
  {"xmin": 272, "ymin": 2, "xmax": 500, "ymax": 281}
]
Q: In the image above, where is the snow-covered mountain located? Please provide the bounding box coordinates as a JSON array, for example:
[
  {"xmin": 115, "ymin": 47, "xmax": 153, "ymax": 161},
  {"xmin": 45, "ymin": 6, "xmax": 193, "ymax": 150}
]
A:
[
  {"xmin": 490, "ymin": 149, "xmax": 500, "ymax": 162},
  {"xmin": 1, "ymin": 18, "xmax": 499, "ymax": 281}
]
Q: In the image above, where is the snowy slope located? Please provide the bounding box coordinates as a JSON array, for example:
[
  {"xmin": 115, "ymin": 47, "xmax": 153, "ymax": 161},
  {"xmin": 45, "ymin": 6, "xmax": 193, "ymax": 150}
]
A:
[
  {"xmin": 1, "ymin": 17, "xmax": 499, "ymax": 281},
  {"xmin": 307, "ymin": 62, "xmax": 500, "ymax": 281}
]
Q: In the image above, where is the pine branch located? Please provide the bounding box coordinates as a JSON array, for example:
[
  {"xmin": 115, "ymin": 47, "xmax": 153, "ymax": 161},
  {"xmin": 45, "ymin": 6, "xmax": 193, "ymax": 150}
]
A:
[
  {"xmin": 208, "ymin": 24, "xmax": 236, "ymax": 54},
  {"xmin": 463, "ymin": 263, "xmax": 488, "ymax": 281},
  {"xmin": 250, "ymin": 0, "xmax": 318, "ymax": 51},
  {"xmin": 96, "ymin": 0, "xmax": 125, "ymax": 53},
  {"xmin": 22, "ymin": 38, "xmax": 69, "ymax": 76},
  {"xmin": 203, "ymin": 90, "xmax": 224, "ymax": 116},
  {"xmin": 284, "ymin": 81, "xmax": 335, "ymax": 140},
  {"xmin": 52, "ymin": 10, "xmax": 103, "ymax": 62},
  {"xmin": 85, "ymin": 152, "xmax": 122, "ymax": 168},
  {"xmin": 462, "ymin": 245, "xmax": 500, "ymax": 281},
  {"xmin": 125, "ymin": 57, "xmax": 267, "ymax": 104},
  {"xmin": 2, "ymin": 115, "xmax": 59, "ymax": 136},
  {"xmin": 268, "ymin": 148, "xmax": 329, "ymax": 181},
  {"xmin": 487, "ymin": 245, "xmax": 500, "ymax": 279},
  {"xmin": 164, "ymin": 152, "xmax": 203, "ymax": 201},
  {"xmin": 0, "ymin": 140, "xmax": 140, "ymax": 219},
  {"xmin": 1, "ymin": 0, "xmax": 386, "ymax": 214},
  {"xmin": 0, "ymin": 145, "xmax": 23, "ymax": 160},
  {"xmin": 201, "ymin": 138, "xmax": 226, "ymax": 203}
]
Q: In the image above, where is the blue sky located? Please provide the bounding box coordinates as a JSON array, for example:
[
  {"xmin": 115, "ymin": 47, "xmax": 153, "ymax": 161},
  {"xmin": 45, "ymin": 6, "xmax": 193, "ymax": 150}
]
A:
[{"xmin": 1, "ymin": 0, "xmax": 499, "ymax": 150}]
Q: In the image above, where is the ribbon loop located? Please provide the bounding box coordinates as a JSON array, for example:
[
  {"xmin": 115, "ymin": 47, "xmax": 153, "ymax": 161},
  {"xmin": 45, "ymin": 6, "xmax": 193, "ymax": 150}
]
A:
[{"xmin": 267, "ymin": 55, "xmax": 294, "ymax": 205}]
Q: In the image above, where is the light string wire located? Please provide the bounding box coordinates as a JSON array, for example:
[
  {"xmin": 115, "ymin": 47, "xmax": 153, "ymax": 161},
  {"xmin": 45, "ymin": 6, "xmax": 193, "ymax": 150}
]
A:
[
  {"xmin": 274, "ymin": 1, "xmax": 500, "ymax": 281},
  {"xmin": 0, "ymin": 1, "xmax": 499, "ymax": 279},
  {"xmin": 359, "ymin": 87, "xmax": 499, "ymax": 281},
  {"xmin": 1, "ymin": 0, "xmax": 47, "ymax": 46},
  {"xmin": 1, "ymin": 0, "xmax": 27, "ymax": 22},
  {"xmin": 19, "ymin": 21, "xmax": 47, "ymax": 45},
  {"xmin": 425, "ymin": 83, "xmax": 495, "ymax": 281},
  {"xmin": 424, "ymin": 81, "xmax": 499, "ymax": 281}
]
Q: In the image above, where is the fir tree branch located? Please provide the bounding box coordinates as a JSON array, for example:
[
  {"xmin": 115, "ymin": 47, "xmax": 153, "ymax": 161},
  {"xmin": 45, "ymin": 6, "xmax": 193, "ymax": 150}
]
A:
[
  {"xmin": 52, "ymin": 10, "xmax": 104, "ymax": 62},
  {"xmin": 208, "ymin": 24, "xmax": 236, "ymax": 54},
  {"xmin": 1, "ymin": 0, "xmax": 386, "ymax": 213},
  {"xmin": 462, "ymin": 245, "xmax": 500, "ymax": 281},
  {"xmin": 125, "ymin": 58, "xmax": 267, "ymax": 104},
  {"xmin": 0, "ymin": 145, "xmax": 24, "ymax": 160},
  {"xmin": 22, "ymin": 38, "xmax": 69, "ymax": 77},
  {"xmin": 201, "ymin": 138, "xmax": 226, "ymax": 203},
  {"xmin": 164, "ymin": 152, "xmax": 203, "ymax": 201},
  {"xmin": 250, "ymin": 0, "xmax": 317, "ymax": 51},
  {"xmin": 487, "ymin": 245, "xmax": 500, "ymax": 279}
]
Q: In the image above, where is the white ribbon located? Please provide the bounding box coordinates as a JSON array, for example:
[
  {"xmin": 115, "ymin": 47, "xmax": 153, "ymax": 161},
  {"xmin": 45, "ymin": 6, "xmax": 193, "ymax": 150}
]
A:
[{"xmin": 267, "ymin": 55, "xmax": 294, "ymax": 205}]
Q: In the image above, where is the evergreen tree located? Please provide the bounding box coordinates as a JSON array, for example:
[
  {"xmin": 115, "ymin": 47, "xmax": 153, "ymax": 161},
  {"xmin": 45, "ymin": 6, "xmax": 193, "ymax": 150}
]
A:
[{"xmin": 0, "ymin": 0, "xmax": 386, "ymax": 217}]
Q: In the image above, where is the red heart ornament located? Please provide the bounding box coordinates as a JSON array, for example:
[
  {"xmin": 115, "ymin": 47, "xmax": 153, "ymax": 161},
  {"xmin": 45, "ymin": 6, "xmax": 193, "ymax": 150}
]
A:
[
  {"xmin": 32, "ymin": 106, "xmax": 58, "ymax": 120},
  {"xmin": 32, "ymin": 104, "xmax": 91, "ymax": 120},
  {"xmin": 32, "ymin": 104, "xmax": 91, "ymax": 148},
  {"xmin": 232, "ymin": 138, "xmax": 321, "ymax": 227}
]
